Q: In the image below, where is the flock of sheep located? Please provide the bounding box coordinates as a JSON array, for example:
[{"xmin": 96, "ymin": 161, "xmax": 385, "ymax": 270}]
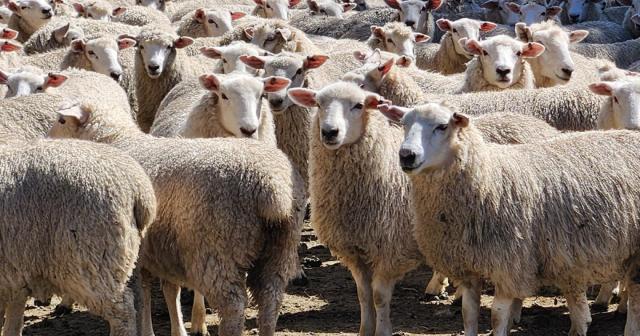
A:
[{"xmin": 0, "ymin": 0, "xmax": 638, "ymax": 333}]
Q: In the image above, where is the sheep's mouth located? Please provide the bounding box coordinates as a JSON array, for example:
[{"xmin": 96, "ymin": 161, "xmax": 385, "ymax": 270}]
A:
[
  {"xmin": 42, "ymin": 13, "xmax": 53, "ymax": 19},
  {"xmin": 555, "ymin": 74, "xmax": 570, "ymax": 82}
]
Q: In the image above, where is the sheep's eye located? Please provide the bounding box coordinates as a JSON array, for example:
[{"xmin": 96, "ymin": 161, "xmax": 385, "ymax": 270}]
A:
[
  {"xmin": 88, "ymin": 13, "xmax": 93, "ymax": 17},
  {"xmin": 139, "ymin": 45, "xmax": 144, "ymax": 49},
  {"xmin": 435, "ymin": 124, "xmax": 448, "ymax": 131},
  {"xmin": 320, "ymin": 9, "xmax": 325, "ymax": 13},
  {"xmin": 352, "ymin": 102, "xmax": 363, "ymax": 110},
  {"xmin": 222, "ymin": 58, "xmax": 227, "ymax": 63},
  {"xmin": 221, "ymin": 93, "xmax": 229, "ymax": 100},
  {"xmin": 167, "ymin": 45, "xmax": 172, "ymax": 49},
  {"xmin": 359, "ymin": 83, "xmax": 365, "ymax": 88},
  {"xmin": 88, "ymin": 50, "xmax": 95, "ymax": 56},
  {"xmin": 452, "ymin": 28, "xmax": 457, "ymax": 33},
  {"xmin": 296, "ymin": 68, "xmax": 303, "ymax": 75},
  {"xmin": 266, "ymin": 4, "xmax": 271, "ymax": 8},
  {"xmin": 540, "ymin": 12, "xmax": 545, "ymax": 16},
  {"xmin": 20, "ymin": 6, "xmax": 28, "ymax": 9},
  {"xmin": 482, "ymin": 50, "xmax": 488, "ymax": 56},
  {"xmin": 386, "ymin": 38, "xmax": 394, "ymax": 43},
  {"xmin": 58, "ymin": 117, "xmax": 66, "ymax": 124},
  {"xmin": 36, "ymin": 86, "xmax": 43, "ymax": 91},
  {"xmin": 614, "ymin": 96, "xmax": 619, "ymax": 104},
  {"xmin": 516, "ymin": 51, "xmax": 522, "ymax": 56}
]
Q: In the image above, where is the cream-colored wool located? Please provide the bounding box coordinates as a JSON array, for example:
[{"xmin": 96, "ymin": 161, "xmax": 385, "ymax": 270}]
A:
[
  {"xmin": 571, "ymin": 38, "xmax": 640, "ymax": 69},
  {"xmin": 168, "ymin": 0, "xmax": 253, "ymax": 22},
  {"xmin": 114, "ymin": 5, "xmax": 171, "ymax": 26},
  {"xmin": 415, "ymin": 32, "xmax": 470, "ymax": 73}
]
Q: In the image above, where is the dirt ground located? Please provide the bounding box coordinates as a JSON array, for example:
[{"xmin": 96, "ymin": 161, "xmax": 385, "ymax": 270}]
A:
[{"xmin": 22, "ymin": 223, "xmax": 627, "ymax": 336}]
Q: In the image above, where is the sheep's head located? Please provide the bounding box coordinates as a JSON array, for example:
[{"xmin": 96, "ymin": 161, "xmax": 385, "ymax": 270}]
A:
[
  {"xmin": 201, "ymin": 41, "xmax": 270, "ymax": 75},
  {"xmin": 73, "ymin": 0, "xmax": 126, "ymax": 21},
  {"xmin": 135, "ymin": 31, "xmax": 193, "ymax": 79},
  {"xmin": 590, "ymin": 79, "xmax": 640, "ymax": 130},
  {"xmin": 564, "ymin": 0, "xmax": 605, "ymax": 23},
  {"xmin": 199, "ymin": 73, "xmax": 290, "ymax": 138},
  {"xmin": 370, "ymin": 22, "xmax": 429, "ymax": 59},
  {"xmin": 618, "ymin": 0, "xmax": 640, "ymax": 29},
  {"xmin": 245, "ymin": 21, "xmax": 295, "ymax": 54},
  {"xmin": 379, "ymin": 101, "xmax": 468, "ymax": 174},
  {"xmin": 515, "ymin": 22, "xmax": 588, "ymax": 85},
  {"xmin": 288, "ymin": 82, "xmax": 387, "ymax": 149},
  {"xmin": 0, "ymin": 68, "xmax": 66, "ymax": 97},
  {"xmin": 308, "ymin": 0, "xmax": 355, "ymax": 18},
  {"xmin": 253, "ymin": 0, "xmax": 300, "ymax": 20},
  {"xmin": 384, "ymin": 0, "xmax": 442, "ymax": 30},
  {"xmin": 343, "ymin": 54, "xmax": 402, "ymax": 92},
  {"xmin": 436, "ymin": 18, "xmax": 496, "ymax": 57},
  {"xmin": 49, "ymin": 103, "xmax": 92, "ymax": 139},
  {"xmin": 505, "ymin": 1, "xmax": 562, "ymax": 25},
  {"xmin": 72, "ymin": 36, "xmax": 135, "ymax": 81},
  {"xmin": 193, "ymin": 8, "xmax": 245, "ymax": 37},
  {"xmin": 0, "ymin": 6, "xmax": 14, "ymax": 25},
  {"xmin": 137, "ymin": 0, "xmax": 165, "ymax": 11},
  {"xmin": 7, "ymin": 0, "xmax": 55, "ymax": 29},
  {"xmin": 480, "ymin": 0, "xmax": 520, "ymax": 25},
  {"xmin": 462, "ymin": 35, "xmax": 545, "ymax": 88},
  {"xmin": 241, "ymin": 52, "xmax": 328, "ymax": 113}
]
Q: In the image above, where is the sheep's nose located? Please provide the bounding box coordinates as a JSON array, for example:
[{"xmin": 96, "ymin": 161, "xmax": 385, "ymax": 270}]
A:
[
  {"xmin": 240, "ymin": 127, "xmax": 256, "ymax": 136},
  {"xmin": 42, "ymin": 8, "xmax": 51, "ymax": 14},
  {"xmin": 399, "ymin": 148, "xmax": 416, "ymax": 167},
  {"xmin": 404, "ymin": 20, "xmax": 415, "ymax": 27},
  {"xmin": 148, "ymin": 64, "xmax": 160, "ymax": 72},
  {"xmin": 569, "ymin": 14, "xmax": 579, "ymax": 22},
  {"xmin": 496, "ymin": 67, "xmax": 511, "ymax": 77},
  {"xmin": 321, "ymin": 127, "xmax": 339, "ymax": 141},
  {"xmin": 561, "ymin": 67, "xmax": 574, "ymax": 77},
  {"xmin": 110, "ymin": 71, "xmax": 122, "ymax": 81},
  {"xmin": 269, "ymin": 98, "xmax": 284, "ymax": 108}
]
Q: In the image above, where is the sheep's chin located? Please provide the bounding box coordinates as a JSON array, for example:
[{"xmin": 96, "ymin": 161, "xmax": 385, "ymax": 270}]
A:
[
  {"xmin": 146, "ymin": 71, "xmax": 161, "ymax": 79},
  {"xmin": 322, "ymin": 141, "xmax": 341, "ymax": 150}
]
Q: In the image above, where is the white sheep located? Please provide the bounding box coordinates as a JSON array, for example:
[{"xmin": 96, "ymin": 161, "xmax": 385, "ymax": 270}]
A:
[
  {"xmin": 49, "ymin": 97, "xmax": 305, "ymax": 336},
  {"xmin": 560, "ymin": 0, "xmax": 606, "ymax": 23},
  {"xmin": 200, "ymin": 40, "xmax": 271, "ymax": 74},
  {"xmin": 505, "ymin": 0, "xmax": 563, "ymax": 25},
  {"xmin": 73, "ymin": 0, "xmax": 171, "ymax": 27},
  {"xmin": 366, "ymin": 21, "xmax": 430, "ymax": 59},
  {"xmin": 387, "ymin": 101, "xmax": 640, "ymax": 336},
  {"xmin": 383, "ymin": 0, "xmax": 442, "ymax": 37},
  {"xmin": 251, "ymin": 0, "xmax": 302, "ymax": 20},
  {"xmin": 6, "ymin": 0, "xmax": 56, "ymax": 42},
  {"xmin": 176, "ymin": 8, "xmax": 247, "ymax": 38},
  {"xmin": 590, "ymin": 75, "xmax": 640, "ymax": 129},
  {"xmin": 0, "ymin": 65, "xmax": 67, "ymax": 97},
  {"xmin": 73, "ymin": 0, "xmax": 127, "ymax": 21},
  {"xmin": 307, "ymin": 0, "xmax": 356, "ymax": 17},
  {"xmin": 245, "ymin": 19, "xmax": 322, "ymax": 54}
]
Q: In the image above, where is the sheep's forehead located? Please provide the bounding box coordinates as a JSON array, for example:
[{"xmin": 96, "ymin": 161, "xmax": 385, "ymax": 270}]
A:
[
  {"xmin": 206, "ymin": 9, "xmax": 231, "ymax": 19},
  {"xmin": 87, "ymin": 2, "xmax": 112, "ymax": 13},
  {"xmin": 267, "ymin": 55, "xmax": 303, "ymax": 70},
  {"xmin": 400, "ymin": 0, "xmax": 423, "ymax": 10},
  {"xmin": 482, "ymin": 36, "xmax": 522, "ymax": 53},
  {"xmin": 384, "ymin": 22, "xmax": 413, "ymax": 38},
  {"xmin": 138, "ymin": 30, "xmax": 176, "ymax": 45},
  {"xmin": 221, "ymin": 75, "xmax": 263, "ymax": 94},
  {"xmin": 532, "ymin": 28, "xmax": 568, "ymax": 45},
  {"xmin": 224, "ymin": 44, "xmax": 260, "ymax": 57},
  {"xmin": 412, "ymin": 103, "xmax": 453, "ymax": 125},
  {"xmin": 452, "ymin": 18, "xmax": 481, "ymax": 31},
  {"xmin": 87, "ymin": 37, "xmax": 117, "ymax": 49},
  {"xmin": 9, "ymin": 71, "xmax": 43, "ymax": 85},
  {"xmin": 266, "ymin": 0, "xmax": 289, "ymax": 6},
  {"xmin": 317, "ymin": 82, "xmax": 365, "ymax": 105}
]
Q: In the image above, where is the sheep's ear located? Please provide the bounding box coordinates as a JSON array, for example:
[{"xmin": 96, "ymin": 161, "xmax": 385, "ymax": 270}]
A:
[
  {"xmin": 244, "ymin": 27, "xmax": 254, "ymax": 39},
  {"xmin": 240, "ymin": 55, "xmax": 266, "ymax": 69},
  {"xmin": 58, "ymin": 104, "xmax": 90, "ymax": 125},
  {"xmin": 378, "ymin": 104, "xmax": 409, "ymax": 122},
  {"xmin": 263, "ymin": 76, "xmax": 291, "ymax": 92},
  {"xmin": 44, "ymin": 73, "xmax": 68, "ymax": 88},
  {"xmin": 568, "ymin": 29, "xmax": 588, "ymax": 43},
  {"xmin": 371, "ymin": 25, "xmax": 384, "ymax": 39},
  {"xmin": 118, "ymin": 37, "xmax": 136, "ymax": 50},
  {"xmin": 384, "ymin": 0, "xmax": 401, "ymax": 10},
  {"xmin": 413, "ymin": 33, "xmax": 430, "ymax": 43},
  {"xmin": 426, "ymin": 0, "xmax": 442, "ymax": 11},
  {"xmin": 515, "ymin": 22, "xmax": 531, "ymax": 41},
  {"xmin": 353, "ymin": 50, "xmax": 369, "ymax": 62},
  {"xmin": 71, "ymin": 39, "xmax": 85, "ymax": 53},
  {"xmin": 377, "ymin": 57, "xmax": 394, "ymax": 76},
  {"xmin": 396, "ymin": 55, "xmax": 412, "ymax": 67},
  {"xmin": 0, "ymin": 69, "xmax": 10, "ymax": 84},
  {"xmin": 7, "ymin": 1, "xmax": 19, "ymax": 13},
  {"xmin": 631, "ymin": 14, "xmax": 640, "ymax": 25},
  {"xmin": 480, "ymin": 21, "xmax": 497, "ymax": 32},
  {"xmin": 200, "ymin": 46, "xmax": 223, "ymax": 59},
  {"xmin": 462, "ymin": 38, "xmax": 482, "ymax": 56},
  {"xmin": 343, "ymin": 2, "xmax": 356, "ymax": 11},
  {"xmin": 276, "ymin": 28, "xmax": 292, "ymax": 40},
  {"xmin": 589, "ymin": 82, "xmax": 615, "ymax": 96},
  {"xmin": 304, "ymin": 54, "xmax": 329, "ymax": 69},
  {"xmin": 546, "ymin": 6, "xmax": 562, "ymax": 16},
  {"xmin": 53, "ymin": 23, "xmax": 71, "ymax": 42},
  {"xmin": 289, "ymin": 0, "xmax": 301, "ymax": 8},
  {"xmin": 174, "ymin": 36, "xmax": 193, "ymax": 48},
  {"xmin": 199, "ymin": 73, "xmax": 221, "ymax": 92},
  {"xmin": 72, "ymin": 2, "xmax": 85, "ymax": 14},
  {"xmin": 112, "ymin": 6, "xmax": 126, "ymax": 16},
  {"xmin": 288, "ymin": 88, "xmax": 318, "ymax": 107},
  {"xmin": 480, "ymin": 0, "xmax": 499, "ymax": 9},
  {"xmin": 616, "ymin": 0, "xmax": 631, "ymax": 5},
  {"xmin": 253, "ymin": 0, "xmax": 265, "ymax": 6},
  {"xmin": 364, "ymin": 94, "xmax": 383, "ymax": 109},
  {"xmin": 521, "ymin": 41, "xmax": 545, "ymax": 58},
  {"xmin": 230, "ymin": 11, "xmax": 245, "ymax": 20},
  {"xmin": 451, "ymin": 112, "xmax": 469, "ymax": 128},
  {"xmin": 1, "ymin": 28, "xmax": 18, "ymax": 40},
  {"xmin": 505, "ymin": 2, "xmax": 520, "ymax": 14},
  {"xmin": 0, "ymin": 40, "xmax": 20, "ymax": 52},
  {"xmin": 308, "ymin": 0, "xmax": 320, "ymax": 11},
  {"xmin": 436, "ymin": 18, "xmax": 451, "ymax": 31},
  {"xmin": 194, "ymin": 8, "xmax": 206, "ymax": 22}
]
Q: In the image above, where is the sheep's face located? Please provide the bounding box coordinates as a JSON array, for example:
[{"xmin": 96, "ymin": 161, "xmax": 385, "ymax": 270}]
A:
[
  {"xmin": 507, "ymin": 2, "xmax": 562, "ymax": 25},
  {"xmin": 463, "ymin": 36, "xmax": 545, "ymax": 88},
  {"xmin": 8, "ymin": 0, "xmax": 54, "ymax": 27},
  {"xmin": 564, "ymin": 0, "xmax": 604, "ymax": 23},
  {"xmin": 199, "ymin": 73, "xmax": 290, "ymax": 138},
  {"xmin": 254, "ymin": 0, "xmax": 299, "ymax": 20},
  {"xmin": 380, "ymin": 102, "xmax": 466, "ymax": 174},
  {"xmin": 590, "ymin": 80, "xmax": 640, "ymax": 130},
  {"xmin": 481, "ymin": 0, "xmax": 520, "ymax": 25},
  {"xmin": 52, "ymin": 23, "xmax": 85, "ymax": 47},
  {"xmin": 247, "ymin": 24, "xmax": 292, "ymax": 53},
  {"xmin": 138, "ymin": 0, "xmax": 164, "ymax": 11},
  {"xmin": 0, "ymin": 70, "xmax": 66, "ymax": 97},
  {"xmin": 241, "ymin": 53, "xmax": 328, "ymax": 113},
  {"xmin": 385, "ymin": 0, "xmax": 442, "ymax": 31},
  {"xmin": 72, "ymin": 37, "xmax": 135, "ymax": 81},
  {"xmin": 73, "ymin": 1, "xmax": 118, "ymax": 21},
  {"xmin": 308, "ymin": 0, "xmax": 355, "ymax": 18},
  {"xmin": 49, "ymin": 104, "xmax": 93, "ymax": 140},
  {"xmin": 436, "ymin": 18, "xmax": 496, "ymax": 57},
  {"xmin": 201, "ymin": 42, "xmax": 268, "ymax": 75},
  {"xmin": 137, "ymin": 36, "xmax": 193, "ymax": 78},
  {"xmin": 370, "ymin": 23, "xmax": 429, "ymax": 59},
  {"xmin": 0, "ymin": 6, "xmax": 13, "ymax": 25},
  {"xmin": 194, "ymin": 9, "xmax": 245, "ymax": 37}
]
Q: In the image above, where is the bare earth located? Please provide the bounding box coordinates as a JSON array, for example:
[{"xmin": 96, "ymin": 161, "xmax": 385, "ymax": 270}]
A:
[{"xmin": 23, "ymin": 222, "xmax": 626, "ymax": 336}]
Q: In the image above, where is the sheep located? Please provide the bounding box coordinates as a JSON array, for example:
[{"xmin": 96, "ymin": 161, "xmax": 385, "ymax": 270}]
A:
[
  {"xmin": 383, "ymin": 0, "xmax": 442, "ymax": 39},
  {"xmin": 0, "ymin": 65, "xmax": 67, "ymax": 97},
  {"xmin": 366, "ymin": 21, "xmax": 430, "ymax": 59},
  {"xmin": 570, "ymin": 37, "xmax": 640, "ymax": 69},
  {"xmin": 0, "ymin": 37, "xmax": 24, "ymax": 71},
  {"xmin": 251, "ymin": 0, "xmax": 302, "ymax": 20},
  {"xmin": 481, "ymin": 0, "xmax": 522, "ymax": 25},
  {"xmin": 133, "ymin": 26, "xmax": 216, "ymax": 132},
  {"xmin": 6, "ymin": 0, "xmax": 56, "ymax": 42},
  {"xmin": 49, "ymin": 97, "xmax": 305, "ymax": 336},
  {"xmin": 0, "ymin": 139, "xmax": 156, "ymax": 336},
  {"xmin": 619, "ymin": 0, "xmax": 639, "ymax": 37},
  {"xmin": 458, "ymin": 35, "xmax": 545, "ymax": 92},
  {"xmin": 175, "ymin": 8, "xmax": 247, "ymax": 38},
  {"xmin": 200, "ymin": 40, "xmax": 271, "ymax": 74},
  {"xmin": 505, "ymin": 0, "xmax": 563, "ymax": 25},
  {"xmin": 73, "ymin": 0, "xmax": 127, "ymax": 20},
  {"xmin": 307, "ymin": 0, "xmax": 356, "ymax": 17},
  {"xmin": 414, "ymin": 18, "xmax": 497, "ymax": 74},
  {"xmin": 245, "ymin": 19, "xmax": 322, "ymax": 54},
  {"xmin": 514, "ymin": 21, "xmax": 590, "ymax": 87},
  {"xmin": 560, "ymin": 0, "xmax": 606, "ymax": 23},
  {"xmin": 73, "ymin": 0, "xmax": 171, "ymax": 27},
  {"xmin": 168, "ymin": 0, "xmax": 253, "ymax": 22},
  {"xmin": 590, "ymin": 75, "xmax": 640, "ymax": 130},
  {"xmin": 387, "ymin": 101, "xmax": 640, "ymax": 336}
]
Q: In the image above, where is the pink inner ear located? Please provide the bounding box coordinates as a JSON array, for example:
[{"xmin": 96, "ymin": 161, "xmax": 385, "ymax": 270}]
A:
[
  {"xmin": 480, "ymin": 22, "xmax": 497, "ymax": 32},
  {"xmin": 289, "ymin": 0, "xmax": 301, "ymax": 8},
  {"xmin": 118, "ymin": 38, "xmax": 135, "ymax": 50},
  {"xmin": 46, "ymin": 74, "xmax": 68, "ymax": 88},
  {"xmin": 244, "ymin": 28, "xmax": 254, "ymax": 39},
  {"xmin": 0, "ymin": 70, "xmax": 9, "ymax": 84},
  {"xmin": 112, "ymin": 7, "xmax": 126, "ymax": 16},
  {"xmin": 414, "ymin": 33, "xmax": 430, "ymax": 43},
  {"xmin": 521, "ymin": 42, "xmax": 545, "ymax": 58},
  {"xmin": 199, "ymin": 74, "xmax": 220, "ymax": 91},
  {"xmin": 288, "ymin": 89, "xmax": 317, "ymax": 107},
  {"xmin": 200, "ymin": 47, "xmax": 222, "ymax": 58},
  {"xmin": 384, "ymin": 0, "xmax": 401, "ymax": 10},
  {"xmin": 263, "ymin": 77, "xmax": 290, "ymax": 92},
  {"xmin": 436, "ymin": 19, "xmax": 451, "ymax": 31},
  {"xmin": 72, "ymin": 3, "xmax": 85, "ymax": 14},
  {"xmin": 464, "ymin": 40, "xmax": 483, "ymax": 55},
  {"xmin": 505, "ymin": 2, "xmax": 520, "ymax": 14},
  {"xmin": 428, "ymin": 0, "xmax": 442, "ymax": 10},
  {"xmin": 194, "ymin": 9, "xmax": 206, "ymax": 22},
  {"xmin": 589, "ymin": 83, "xmax": 613, "ymax": 96},
  {"xmin": 8, "ymin": 2, "xmax": 19, "ymax": 12},
  {"xmin": 174, "ymin": 37, "xmax": 194, "ymax": 48},
  {"xmin": 378, "ymin": 58, "xmax": 394, "ymax": 76},
  {"xmin": 305, "ymin": 55, "xmax": 329, "ymax": 69},
  {"xmin": 547, "ymin": 6, "xmax": 562, "ymax": 16},
  {"xmin": 253, "ymin": 0, "xmax": 265, "ymax": 6},
  {"xmin": 1, "ymin": 29, "xmax": 18, "ymax": 40},
  {"xmin": 240, "ymin": 55, "xmax": 265, "ymax": 69},
  {"xmin": 372, "ymin": 27, "xmax": 385, "ymax": 38},
  {"xmin": 353, "ymin": 50, "xmax": 368, "ymax": 61},
  {"xmin": 71, "ymin": 40, "xmax": 84, "ymax": 53},
  {"xmin": 1, "ymin": 41, "xmax": 20, "ymax": 52},
  {"xmin": 230, "ymin": 11, "xmax": 246, "ymax": 20},
  {"xmin": 378, "ymin": 104, "xmax": 405, "ymax": 121}
]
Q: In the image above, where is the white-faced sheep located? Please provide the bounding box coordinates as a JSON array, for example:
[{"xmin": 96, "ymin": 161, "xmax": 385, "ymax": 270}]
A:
[
  {"xmin": 48, "ymin": 98, "xmax": 304, "ymax": 336},
  {"xmin": 560, "ymin": 0, "xmax": 606, "ymax": 23},
  {"xmin": 176, "ymin": 8, "xmax": 247, "ymax": 38},
  {"xmin": 0, "ymin": 65, "xmax": 67, "ymax": 97},
  {"xmin": 0, "ymin": 38, "xmax": 24, "ymax": 70},
  {"xmin": 307, "ymin": 0, "xmax": 356, "ymax": 18},
  {"xmin": 386, "ymin": 101, "xmax": 640, "ymax": 336},
  {"xmin": 590, "ymin": 76, "xmax": 640, "ymax": 129},
  {"xmin": 383, "ymin": 0, "xmax": 442, "ymax": 38},
  {"xmin": 6, "ymin": 0, "xmax": 56, "ymax": 42},
  {"xmin": 366, "ymin": 21, "xmax": 430, "ymax": 59},
  {"xmin": 245, "ymin": 19, "xmax": 322, "ymax": 54},
  {"xmin": 251, "ymin": 0, "xmax": 302, "ymax": 20},
  {"xmin": 200, "ymin": 40, "xmax": 271, "ymax": 74},
  {"xmin": 505, "ymin": 0, "xmax": 563, "ymax": 25},
  {"xmin": 0, "ymin": 139, "xmax": 156, "ymax": 336}
]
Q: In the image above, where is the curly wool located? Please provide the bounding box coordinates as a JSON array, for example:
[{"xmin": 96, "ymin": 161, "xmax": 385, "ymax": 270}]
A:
[
  {"xmin": 571, "ymin": 38, "xmax": 640, "ymax": 69},
  {"xmin": 114, "ymin": 6, "xmax": 171, "ymax": 27}
]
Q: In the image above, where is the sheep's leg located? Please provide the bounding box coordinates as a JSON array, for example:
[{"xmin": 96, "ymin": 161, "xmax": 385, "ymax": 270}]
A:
[
  {"xmin": 372, "ymin": 275, "xmax": 396, "ymax": 336},
  {"xmin": 593, "ymin": 281, "xmax": 617, "ymax": 309},
  {"xmin": 511, "ymin": 298, "xmax": 523, "ymax": 324},
  {"xmin": 190, "ymin": 291, "xmax": 209, "ymax": 336},
  {"xmin": 2, "ymin": 297, "xmax": 25, "ymax": 336},
  {"xmin": 424, "ymin": 272, "xmax": 449, "ymax": 297},
  {"xmin": 565, "ymin": 291, "xmax": 591, "ymax": 336},
  {"xmin": 625, "ymin": 279, "xmax": 640, "ymax": 335},
  {"xmin": 490, "ymin": 290, "xmax": 514, "ymax": 336},
  {"xmin": 140, "ymin": 270, "xmax": 156, "ymax": 336},
  {"xmin": 162, "ymin": 280, "xmax": 189, "ymax": 336},
  {"xmin": 213, "ymin": 289, "xmax": 246, "ymax": 336},
  {"xmin": 620, "ymin": 288, "xmax": 629, "ymax": 313},
  {"xmin": 460, "ymin": 277, "xmax": 481, "ymax": 336},
  {"xmin": 351, "ymin": 262, "xmax": 375, "ymax": 336},
  {"xmin": 98, "ymin": 287, "xmax": 137, "ymax": 336}
]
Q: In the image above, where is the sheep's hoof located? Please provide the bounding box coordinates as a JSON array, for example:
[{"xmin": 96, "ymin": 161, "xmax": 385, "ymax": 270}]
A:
[
  {"xmin": 291, "ymin": 271, "xmax": 309, "ymax": 286},
  {"xmin": 52, "ymin": 304, "xmax": 73, "ymax": 316},
  {"xmin": 34, "ymin": 299, "xmax": 51, "ymax": 307},
  {"xmin": 591, "ymin": 302, "xmax": 609, "ymax": 312}
]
